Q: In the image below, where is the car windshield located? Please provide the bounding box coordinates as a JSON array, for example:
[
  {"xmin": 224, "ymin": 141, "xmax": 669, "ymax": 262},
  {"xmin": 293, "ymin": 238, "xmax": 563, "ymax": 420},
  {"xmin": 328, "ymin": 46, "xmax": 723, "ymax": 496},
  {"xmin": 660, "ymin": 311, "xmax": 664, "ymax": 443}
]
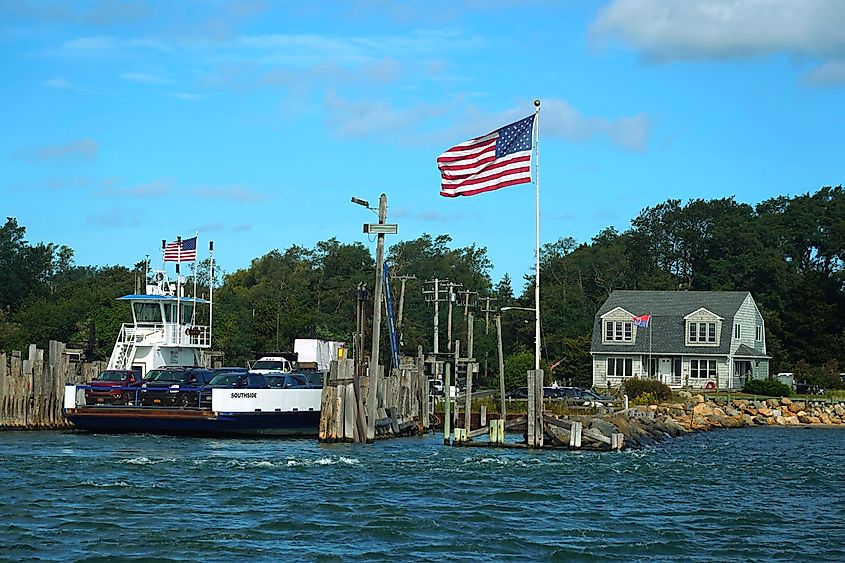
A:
[
  {"xmin": 209, "ymin": 374, "xmax": 240, "ymax": 386},
  {"xmin": 146, "ymin": 369, "xmax": 186, "ymax": 382},
  {"xmin": 97, "ymin": 371, "xmax": 128, "ymax": 381},
  {"xmin": 252, "ymin": 360, "xmax": 287, "ymax": 370}
]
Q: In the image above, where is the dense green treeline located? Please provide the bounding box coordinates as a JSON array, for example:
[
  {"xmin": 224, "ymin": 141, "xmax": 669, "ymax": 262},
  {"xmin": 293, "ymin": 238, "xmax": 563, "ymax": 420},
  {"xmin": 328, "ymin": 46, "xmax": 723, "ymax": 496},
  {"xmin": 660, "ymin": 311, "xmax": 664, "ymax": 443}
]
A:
[{"xmin": 1, "ymin": 186, "xmax": 843, "ymax": 387}]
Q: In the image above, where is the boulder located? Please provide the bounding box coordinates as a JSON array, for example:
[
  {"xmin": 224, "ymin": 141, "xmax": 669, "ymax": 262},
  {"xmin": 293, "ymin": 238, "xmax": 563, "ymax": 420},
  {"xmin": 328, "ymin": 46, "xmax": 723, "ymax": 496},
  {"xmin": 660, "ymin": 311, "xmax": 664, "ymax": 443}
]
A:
[
  {"xmin": 835, "ymin": 404, "xmax": 845, "ymax": 417},
  {"xmin": 780, "ymin": 397, "xmax": 792, "ymax": 405},
  {"xmin": 752, "ymin": 415, "xmax": 769, "ymax": 425},
  {"xmin": 693, "ymin": 402, "xmax": 714, "ymax": 417},
  {"xmin": 662, "ymin": 417, "xmax": 688, "ymax": 436},
  {"xmin": 787, "ymin": 402, "xmax": 803, "ymax": 414},
  {"xmin": 774, "ymin": 415, "xmax": 787, "ymax": 425},
  {"xmin": 741, "ymin": 414, "xmax": 756, "ymax": 426},
  {"xmin": 589, "ymin": 418, "xmax": 619, "ymax": 438},
  {"xmin": 757, "ymin": 407, "xmax": 773, "ymax": 417},
  {"xmin": 724, "ymin": 406, "xmax": 740, "ymax": 417},
  {"xmin": 691, "ymin": 394, "xmax": 705, "ymax": 404},
  {"xmin": 785, "ymin": 416, "xmax": 800, "ymax": 425}
]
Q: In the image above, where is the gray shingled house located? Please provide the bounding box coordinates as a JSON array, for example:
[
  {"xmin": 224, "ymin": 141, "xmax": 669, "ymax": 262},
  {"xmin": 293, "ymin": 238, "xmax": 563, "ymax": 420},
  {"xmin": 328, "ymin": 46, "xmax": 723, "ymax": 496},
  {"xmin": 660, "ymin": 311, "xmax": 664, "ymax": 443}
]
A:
[{"xmin": 591, "ymin": 290, "xmax": 770, "ymax": 390}]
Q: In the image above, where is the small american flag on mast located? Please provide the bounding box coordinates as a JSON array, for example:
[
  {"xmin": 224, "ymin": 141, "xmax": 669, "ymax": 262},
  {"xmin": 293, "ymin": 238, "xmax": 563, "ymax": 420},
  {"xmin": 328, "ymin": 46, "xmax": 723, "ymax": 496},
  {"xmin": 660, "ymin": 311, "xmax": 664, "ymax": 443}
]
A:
[
  {"xmin": 163, "ymin": 236, "xmax": 197, "ymax": 262},
  {"xmin": 437, "ymin": 114, "xmax": 535, "ymax": 197}
]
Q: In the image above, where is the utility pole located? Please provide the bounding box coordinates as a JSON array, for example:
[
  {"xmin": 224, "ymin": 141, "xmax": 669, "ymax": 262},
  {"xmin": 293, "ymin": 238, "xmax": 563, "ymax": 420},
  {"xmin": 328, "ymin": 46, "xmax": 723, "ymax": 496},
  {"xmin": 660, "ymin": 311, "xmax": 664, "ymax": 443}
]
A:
[
  {"xmin": 394, "ymin": 274, "xmax": 416, "ymax": 345},
  {"xmin": 496, "ymin": 313, "xmax": 506, "ymax": 424},
  {"xmin": 366, "ymin": 194, "xmax": 388, "ymax": 442},
  {"xmin": 423, "ymin": 278, "xmax": 448, "ymax": 379},
  {"xmin": 446, "ymin": 281, "xmax": 462, "ymax": 352},
  {"xmin": 479, "ymin": 296, "xmax": 497, "ymax": 335},
  {"xmin": 458, "ymin": 289, "xmax": 476, "ymax": 319}
]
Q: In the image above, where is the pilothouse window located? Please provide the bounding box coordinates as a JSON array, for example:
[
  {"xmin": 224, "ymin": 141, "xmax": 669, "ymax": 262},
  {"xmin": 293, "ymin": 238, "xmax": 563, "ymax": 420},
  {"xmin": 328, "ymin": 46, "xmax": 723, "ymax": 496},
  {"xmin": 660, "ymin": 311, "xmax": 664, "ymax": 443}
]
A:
[{"xmin": 133, "ymin": 302, "xmax": 162, "ymax": 324}]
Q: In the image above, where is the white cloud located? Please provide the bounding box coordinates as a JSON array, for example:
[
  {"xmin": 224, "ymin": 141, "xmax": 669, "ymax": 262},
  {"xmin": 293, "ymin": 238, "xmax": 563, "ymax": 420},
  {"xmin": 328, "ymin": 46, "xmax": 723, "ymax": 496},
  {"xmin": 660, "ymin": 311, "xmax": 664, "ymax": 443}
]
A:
[
  {"xmin": 802, "ymin": 59, "xmax": 845, "ymax": 87},
  {"xmin": 167, "ymin": 92, "xmax": 208, "ymax": 101},
  {"xmin": 591, "ymin": 0, "xmax": 845, "ymax": 61},
  {"xmin": 95, "ymin": 178, "xmax": 172, "ymax": 198},
  {"xmin": 323, "ymin": 93, "xmax": 445, "ymax": 138},
  {"xmin": 85, "ymin": 208, "xmax": 141, "ymax": 228},
  {"xmin": 44, "ymin": 76, "xmax": 104, "ymax": 94},
  {"xmin": 121, "ymin": 71, "xmax": 169, "ymax": 84},
  {"xmin": 190, "ymin": 185, "xmax": 268, "ymax": 202},
  {"xmin": 16, "ymin": 138, "xmax": 99, "ymax": 161},
  {"xmin": 392, "ymin": 207, "xmax": 468, "ymax": 222}
]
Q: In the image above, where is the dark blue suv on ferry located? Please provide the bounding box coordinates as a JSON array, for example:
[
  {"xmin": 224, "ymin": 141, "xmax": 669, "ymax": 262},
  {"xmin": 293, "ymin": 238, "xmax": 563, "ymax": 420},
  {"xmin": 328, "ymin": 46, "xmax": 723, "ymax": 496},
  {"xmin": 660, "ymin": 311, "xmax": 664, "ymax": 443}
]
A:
[{"xmin": 139, "ymin": 367, "xmax": 215, "ymax": 407}]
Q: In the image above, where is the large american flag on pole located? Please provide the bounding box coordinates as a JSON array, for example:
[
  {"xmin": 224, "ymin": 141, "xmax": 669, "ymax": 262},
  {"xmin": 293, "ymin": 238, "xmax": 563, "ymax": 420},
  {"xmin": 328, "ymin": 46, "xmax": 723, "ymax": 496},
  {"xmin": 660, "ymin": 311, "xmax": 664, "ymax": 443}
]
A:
[
  {"xmin": 437, "ymin": 114, "xmax": 535, "ymax": 197},
  {"xmin": 163, "ymin": 236, "xmax": 197, "ymax": 262}
]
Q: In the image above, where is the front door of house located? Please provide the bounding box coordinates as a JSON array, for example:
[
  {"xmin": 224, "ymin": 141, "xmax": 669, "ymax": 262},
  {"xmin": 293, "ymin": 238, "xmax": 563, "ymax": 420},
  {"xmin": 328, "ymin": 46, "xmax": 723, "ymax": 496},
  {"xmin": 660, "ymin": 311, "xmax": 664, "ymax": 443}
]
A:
[{"xmin": 659, "ymin": 358, "xmax": 672, "ymax": 385}]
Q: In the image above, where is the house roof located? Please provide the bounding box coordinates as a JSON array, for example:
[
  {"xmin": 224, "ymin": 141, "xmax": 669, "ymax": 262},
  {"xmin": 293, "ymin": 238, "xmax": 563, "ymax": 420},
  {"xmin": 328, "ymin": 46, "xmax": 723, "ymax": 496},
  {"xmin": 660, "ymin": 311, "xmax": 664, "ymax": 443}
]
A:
[
  {"xmin": 734, "ymin": 343, "xmax": 770, "ymax": 359},
  {"xmin": 592, "ymin": 290, "xmax": 752, "ymax": 356}
]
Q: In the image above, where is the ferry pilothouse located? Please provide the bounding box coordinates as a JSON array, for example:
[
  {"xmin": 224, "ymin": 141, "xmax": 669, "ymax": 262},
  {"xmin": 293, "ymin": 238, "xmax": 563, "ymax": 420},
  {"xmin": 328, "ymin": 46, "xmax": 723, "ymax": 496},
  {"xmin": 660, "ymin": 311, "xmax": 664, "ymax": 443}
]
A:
[{"xmin": 107, "ymin": 269, "xmax": 211, "ymax": 377}]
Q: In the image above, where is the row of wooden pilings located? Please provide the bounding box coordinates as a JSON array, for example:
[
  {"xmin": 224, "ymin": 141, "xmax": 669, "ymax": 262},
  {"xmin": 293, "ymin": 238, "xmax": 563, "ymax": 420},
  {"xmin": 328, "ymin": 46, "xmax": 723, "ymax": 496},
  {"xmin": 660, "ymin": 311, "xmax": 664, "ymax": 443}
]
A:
[
  {"xmin": 1, "ymin": 342, "xmax": 104, "ymax": 429},
  {"xmin": 318, "ymin": 353, "xmax": 430, "ymax": 443}
]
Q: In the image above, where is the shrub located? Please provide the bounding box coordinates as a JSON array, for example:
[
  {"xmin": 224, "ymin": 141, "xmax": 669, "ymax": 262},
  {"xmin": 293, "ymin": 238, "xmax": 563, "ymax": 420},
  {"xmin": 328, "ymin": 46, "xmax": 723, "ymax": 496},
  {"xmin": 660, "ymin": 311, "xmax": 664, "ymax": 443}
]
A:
[
  {"xmin": 631, "ymin": 392, "xmax": 659, "ymax": 406},
  {"xmin": 743, "ymin": 378, "xmax": 791, "ymax": 397},
  {"xmin": 622, "ymin": 377, "xmax": 672, "ymax": 402}
]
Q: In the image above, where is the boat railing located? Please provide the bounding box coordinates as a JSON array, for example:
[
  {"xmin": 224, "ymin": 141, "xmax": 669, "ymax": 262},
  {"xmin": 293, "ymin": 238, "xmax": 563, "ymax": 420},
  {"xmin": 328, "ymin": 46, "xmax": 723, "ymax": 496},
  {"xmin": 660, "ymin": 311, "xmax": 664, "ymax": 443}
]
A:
[
  {"xmin": 163, "ymin": 324, "xmax": 211, "ymax": 347},
  {"xmin": 66, "ymin": 384, "xmax": 212, "ymax": 409},
  {"xmin": 115, "ymin": 323, "xmax": 210, "ymax": 348}
]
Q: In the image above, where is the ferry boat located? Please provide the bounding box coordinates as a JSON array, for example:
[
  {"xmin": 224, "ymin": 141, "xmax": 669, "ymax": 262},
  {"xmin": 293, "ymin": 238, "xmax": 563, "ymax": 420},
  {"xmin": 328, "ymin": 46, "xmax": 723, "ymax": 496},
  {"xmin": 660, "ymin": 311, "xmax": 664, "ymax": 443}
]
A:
[{"xmin": 63, "ymin": 260, "xmax": 322, "ymax": 436}]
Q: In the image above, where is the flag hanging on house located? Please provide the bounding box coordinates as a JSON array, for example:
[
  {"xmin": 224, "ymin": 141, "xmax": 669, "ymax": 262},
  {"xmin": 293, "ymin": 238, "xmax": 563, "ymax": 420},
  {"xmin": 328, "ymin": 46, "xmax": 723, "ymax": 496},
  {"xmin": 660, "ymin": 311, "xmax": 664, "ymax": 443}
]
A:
[
  {"xmin": 632, "ymin": 314, "xmax": 650, "ymax": 328},
  {"xmin": 437, "ymin": 114, "xmax": 535, "ymax": 197},
  {"xmin": 163, "ymin": 236, "xmax": 197, "ymax": 262}
]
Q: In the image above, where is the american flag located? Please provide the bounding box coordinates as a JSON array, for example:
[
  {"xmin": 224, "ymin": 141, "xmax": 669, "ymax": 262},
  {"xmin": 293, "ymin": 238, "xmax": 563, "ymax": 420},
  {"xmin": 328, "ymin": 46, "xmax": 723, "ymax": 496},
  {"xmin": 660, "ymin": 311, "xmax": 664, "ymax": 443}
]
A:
[
  {"xmin": 163, "ymin": 236, "xmax": 197, "ymax": 262},
  {"xmin": 437, "ymin": 114, "xmax": 535, "ymax": 197}
]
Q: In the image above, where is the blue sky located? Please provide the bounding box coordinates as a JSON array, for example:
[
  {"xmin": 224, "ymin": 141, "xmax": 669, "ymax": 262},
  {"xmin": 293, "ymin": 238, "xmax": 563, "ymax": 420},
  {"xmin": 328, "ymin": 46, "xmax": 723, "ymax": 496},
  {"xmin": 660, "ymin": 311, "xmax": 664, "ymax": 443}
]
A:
[{"xmin": 2, "ymin": 0, "xmax": 844, "ymax": 288}]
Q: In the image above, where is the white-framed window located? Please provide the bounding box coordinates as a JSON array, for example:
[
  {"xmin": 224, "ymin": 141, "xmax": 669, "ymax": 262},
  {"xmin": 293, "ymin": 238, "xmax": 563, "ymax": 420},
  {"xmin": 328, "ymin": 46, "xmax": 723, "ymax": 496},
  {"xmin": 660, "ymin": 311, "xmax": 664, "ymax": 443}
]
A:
[
  {"xmin": 734, "ymin": 324, "xmax": 741, "ymax": 339},
  {"xmin": 690, "ymin": 358, "xmax": 717, "ymax": 379},
  {"xmin": 688, "ymin": 321, "xmax": 717, "ymax": 344},
  {"xmin": 606, "ymin": 357, "xmax": 633, "ymax": 378},
  {"xmin": 604, "ymin": 321, "xmax": 633, "ymax": 343},
  {"xmin": 756, "ymin": 326, "xmax": 763, "ymax": 341}
]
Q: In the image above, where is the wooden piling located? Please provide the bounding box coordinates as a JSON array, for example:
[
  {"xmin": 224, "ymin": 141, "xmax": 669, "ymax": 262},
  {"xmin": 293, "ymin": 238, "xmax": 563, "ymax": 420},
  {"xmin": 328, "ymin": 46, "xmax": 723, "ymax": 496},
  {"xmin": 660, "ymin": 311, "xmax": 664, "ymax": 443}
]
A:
[
  {"xmin": 443, "ymin": 362, "xmax": 452, "ymax": 445},
  {"xmin": 569, "ymin": 421, "xmax": 582, "ymax": 448}
]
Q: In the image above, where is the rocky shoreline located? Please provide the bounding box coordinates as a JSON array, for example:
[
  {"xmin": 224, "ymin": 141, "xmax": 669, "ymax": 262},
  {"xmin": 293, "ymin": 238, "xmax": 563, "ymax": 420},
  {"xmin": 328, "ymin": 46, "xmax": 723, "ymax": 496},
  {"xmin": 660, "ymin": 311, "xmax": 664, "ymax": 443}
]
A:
[{"xmin": 543, "ymin": 394, "xmax": 845, "ymax": 450}]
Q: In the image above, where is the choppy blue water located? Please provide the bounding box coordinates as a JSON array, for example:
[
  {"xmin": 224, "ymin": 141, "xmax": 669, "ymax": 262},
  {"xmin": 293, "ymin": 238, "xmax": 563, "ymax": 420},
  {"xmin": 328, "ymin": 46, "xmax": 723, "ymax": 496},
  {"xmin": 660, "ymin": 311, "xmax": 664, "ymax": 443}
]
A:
[{"xmin": 1, "ymin": 427, "xmax": 843, "ymax": 561}]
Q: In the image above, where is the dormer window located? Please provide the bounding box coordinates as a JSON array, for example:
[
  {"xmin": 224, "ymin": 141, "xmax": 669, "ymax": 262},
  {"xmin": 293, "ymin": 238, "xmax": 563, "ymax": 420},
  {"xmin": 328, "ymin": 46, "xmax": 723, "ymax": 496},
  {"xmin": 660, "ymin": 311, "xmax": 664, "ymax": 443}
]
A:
[
  {"xmin": 604, "ymin": 320, "xmax": 633, "ymax": 343},
  {"xmin": 688, "ymin": 321, "xmax": 717, "ymax": 344}
]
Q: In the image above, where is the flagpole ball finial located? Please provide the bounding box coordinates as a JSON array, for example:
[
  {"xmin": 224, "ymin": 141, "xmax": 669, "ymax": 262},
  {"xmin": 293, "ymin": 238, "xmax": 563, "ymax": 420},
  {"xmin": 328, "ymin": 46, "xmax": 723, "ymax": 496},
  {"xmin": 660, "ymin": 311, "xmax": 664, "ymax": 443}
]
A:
[{"xmin": 534, "ymin": 99, "xmax": 540, "ymax": 107}]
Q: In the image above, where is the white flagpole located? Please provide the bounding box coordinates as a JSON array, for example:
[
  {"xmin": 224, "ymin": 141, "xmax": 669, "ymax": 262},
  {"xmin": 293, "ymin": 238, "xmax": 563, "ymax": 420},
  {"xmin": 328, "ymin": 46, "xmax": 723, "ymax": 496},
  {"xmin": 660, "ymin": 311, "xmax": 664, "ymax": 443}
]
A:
[
  {"xmin": 192, "ymin": 231, "xmax": 198, "ymax": 323},
  {"xmin": 209, "ymin": 240, "xmax": 214, "ymax": 348},
  {"xmin": 533, "ymin": 99, "xmax": 541, "ymax": 371}
]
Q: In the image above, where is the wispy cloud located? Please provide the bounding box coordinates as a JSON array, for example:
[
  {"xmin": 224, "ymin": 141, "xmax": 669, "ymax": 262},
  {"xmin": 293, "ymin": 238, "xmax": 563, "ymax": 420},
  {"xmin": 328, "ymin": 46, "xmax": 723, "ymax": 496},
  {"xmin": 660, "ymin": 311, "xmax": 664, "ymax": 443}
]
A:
[
  {"xmin": 85, "ymin": 208, "xmax": 141, "ymax": 228},
  {"xmin": 44, "ymin": 77, "xmax": 104, "ymax": 94},
  {"xmin": 167, "ymin": 92, "xmax": 208, "ymax": 101},
  {"xmin": 1, "ymin": 0, "xmax": 151, "ymax": 27},
  {"xmin": 591, "ymin": 0, "xmax": 845, "ymax": 62},
  {"xmin": 95, "ymin": 178, "xmax": 172, "ymax": 198},
  {"xmin": 57, "ymin": 35, "xmax": 172, "ymax": 57},
  {"xmin": 190, "ymin": 185, "xmax": 268, "ymax": 202},
  {"xmin": 323, "ymin": 93, "xmax": 447, "ymax": 138},
  {"xmin": 121, "ymin": 71, "xmax": 169, "ymax": 84},
  {"xmin": 325, "ymin": 96, "xmax": 650, "ymax": 151},
  {"xmin": 392, "ymin": 207, "xmax": 468, "ymax": 222},
  {"xmin": 801, "ymin": 59, "xmax": 845, "ymax": 87},
  {"xmin": 16, "ymin": 138, "xmax": 98, "ymax": 161}
]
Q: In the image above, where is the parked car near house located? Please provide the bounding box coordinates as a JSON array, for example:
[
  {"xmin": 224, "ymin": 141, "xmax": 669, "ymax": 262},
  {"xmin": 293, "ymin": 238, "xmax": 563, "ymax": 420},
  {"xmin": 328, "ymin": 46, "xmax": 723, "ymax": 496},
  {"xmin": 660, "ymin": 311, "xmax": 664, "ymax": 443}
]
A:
[{"xmin": 85, "ymin": 369, "xmax": 142, "ymax": 405}]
